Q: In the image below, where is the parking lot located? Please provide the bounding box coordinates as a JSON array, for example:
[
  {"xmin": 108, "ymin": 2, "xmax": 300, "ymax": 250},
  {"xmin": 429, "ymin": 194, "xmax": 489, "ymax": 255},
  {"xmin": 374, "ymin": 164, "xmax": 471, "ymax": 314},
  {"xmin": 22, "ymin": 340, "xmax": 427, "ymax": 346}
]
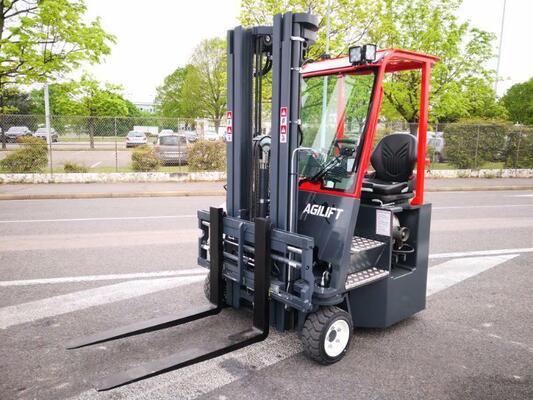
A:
[{"xmin": 0, "ymin": 190, "xmax": 532, "ymax": 399}]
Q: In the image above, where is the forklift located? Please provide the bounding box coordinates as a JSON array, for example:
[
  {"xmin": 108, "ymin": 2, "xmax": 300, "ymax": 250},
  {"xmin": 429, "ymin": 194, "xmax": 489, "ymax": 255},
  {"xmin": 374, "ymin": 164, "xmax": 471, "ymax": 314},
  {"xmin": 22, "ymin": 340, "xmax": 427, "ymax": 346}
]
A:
[{"xmin": 68, "ymin": 12, "xmax": 438, "ymax": 391}]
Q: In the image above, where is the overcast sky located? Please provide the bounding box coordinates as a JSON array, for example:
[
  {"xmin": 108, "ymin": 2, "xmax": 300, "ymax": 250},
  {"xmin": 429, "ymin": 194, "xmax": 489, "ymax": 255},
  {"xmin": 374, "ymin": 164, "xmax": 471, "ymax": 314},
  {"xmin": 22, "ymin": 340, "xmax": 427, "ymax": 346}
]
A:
[{"xmin": 83, "ymin": 0, "xmax": 531, "ymax": 102}]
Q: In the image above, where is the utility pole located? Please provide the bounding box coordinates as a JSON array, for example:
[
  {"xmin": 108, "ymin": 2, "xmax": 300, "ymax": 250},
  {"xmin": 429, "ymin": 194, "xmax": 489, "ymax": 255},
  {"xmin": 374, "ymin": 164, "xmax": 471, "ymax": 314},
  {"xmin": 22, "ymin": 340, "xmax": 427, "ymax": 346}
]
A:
[
  {"xmin": 494, "ymin": 0, "xmax": 507, "ymax": 95},
  {"xmin": 44, "ymin": 84, "xmax": 53, "ymax": 175}
]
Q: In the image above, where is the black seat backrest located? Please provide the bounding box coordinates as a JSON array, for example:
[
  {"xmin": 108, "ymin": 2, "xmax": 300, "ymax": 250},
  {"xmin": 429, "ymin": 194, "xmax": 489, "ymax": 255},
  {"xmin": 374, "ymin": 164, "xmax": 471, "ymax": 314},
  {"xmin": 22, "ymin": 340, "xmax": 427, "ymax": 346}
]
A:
[{"xmin": 370, "ymin": 133, "xmax": 417, "ymax": 182}]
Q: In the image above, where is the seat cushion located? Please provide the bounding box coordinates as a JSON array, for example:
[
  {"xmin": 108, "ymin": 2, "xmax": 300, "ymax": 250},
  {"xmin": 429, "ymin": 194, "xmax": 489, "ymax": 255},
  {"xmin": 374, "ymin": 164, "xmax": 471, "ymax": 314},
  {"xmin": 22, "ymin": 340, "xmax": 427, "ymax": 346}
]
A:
[
  {"xmin": 362, "ymin": 177, "xmax": 410, "ymax": 195},
  {"xmin": 361, "ymin": 190, "xmax": 414, "ymax": 204}
]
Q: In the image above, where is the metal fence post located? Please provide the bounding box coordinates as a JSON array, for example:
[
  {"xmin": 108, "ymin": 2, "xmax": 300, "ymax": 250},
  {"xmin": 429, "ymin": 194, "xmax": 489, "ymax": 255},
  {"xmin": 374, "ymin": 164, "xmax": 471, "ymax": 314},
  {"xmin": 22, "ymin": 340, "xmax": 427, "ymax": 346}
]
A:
[
  {"xmin": 114, "ymin": 117, "xmax": 118, "ymax": 172},
  {"xmin": 515, "ymin": 125, "xmax": 522, "ymax": 169},
  {"xmin": 473, "ymin": 125, "xmax": 480, "ymax": 169}
]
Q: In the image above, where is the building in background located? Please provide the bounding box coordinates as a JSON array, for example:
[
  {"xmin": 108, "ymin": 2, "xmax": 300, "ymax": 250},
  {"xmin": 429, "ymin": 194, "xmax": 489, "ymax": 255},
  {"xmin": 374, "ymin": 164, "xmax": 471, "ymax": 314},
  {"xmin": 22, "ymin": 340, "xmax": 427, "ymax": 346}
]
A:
[{"xmin": 132, "ymin": 101, "xmax": 158, "ymax": 113}]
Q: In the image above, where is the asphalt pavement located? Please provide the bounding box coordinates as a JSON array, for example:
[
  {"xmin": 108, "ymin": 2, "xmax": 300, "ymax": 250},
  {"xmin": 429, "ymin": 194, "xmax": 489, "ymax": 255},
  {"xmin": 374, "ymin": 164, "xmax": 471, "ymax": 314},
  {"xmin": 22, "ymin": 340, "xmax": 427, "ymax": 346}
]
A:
[{"xmin": 0, "ymin": 191, "xmax": 532, "ymax": 399}]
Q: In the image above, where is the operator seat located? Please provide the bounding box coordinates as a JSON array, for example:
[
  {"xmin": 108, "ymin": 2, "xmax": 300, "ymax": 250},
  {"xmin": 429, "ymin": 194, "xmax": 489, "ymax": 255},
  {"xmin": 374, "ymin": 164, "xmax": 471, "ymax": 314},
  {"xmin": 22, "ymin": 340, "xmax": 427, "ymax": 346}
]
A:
[{"xmin": 361, "ymin": 133, "xmax": 417, "ymax": 204}]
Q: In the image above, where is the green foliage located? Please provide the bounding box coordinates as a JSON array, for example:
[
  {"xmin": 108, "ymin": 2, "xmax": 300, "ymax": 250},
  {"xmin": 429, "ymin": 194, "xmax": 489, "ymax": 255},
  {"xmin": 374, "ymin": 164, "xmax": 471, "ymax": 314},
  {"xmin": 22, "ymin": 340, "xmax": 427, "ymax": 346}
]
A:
[
  {"xmin": 131, "ymin": 145, "xmax": 160, "ymax": 172},
  {"xmin": 442, "ymin": 122, "xmax": 509, "ymax": 169},
  {"xmin": 63, "ymin": 161, "xmax": 88, "ymax": 173},
  {"xmin": 0, "ymin": 0, "xmax": 114, "ymax": 110},
  {"xmin": 240, "ymin": 0, "xmax": 373, "ymax": 59},
  {"xmin": 501, "ymin": 78, "xmax": 533, "ymax": 125},
  {"xmin": 0, "ymin": 136, "xmax": 48, "ymax": 172},
  {"xmin": 156, "ymin": 65, "xmax": 203, "ymax": 118},
  {"xmin": 504, "ymin": 125, "xmax": 533, "ymax": 168},
  {"xmin": 157, "ymin": 38, "xmax": 226, "ymax": 128},
  {"xmin": 188, "ymin": 141, "xmax": 226, "ymax": 171},
  {"xmin": 240, "ymin": 0, "xmax": 503, "ymax": 124}
]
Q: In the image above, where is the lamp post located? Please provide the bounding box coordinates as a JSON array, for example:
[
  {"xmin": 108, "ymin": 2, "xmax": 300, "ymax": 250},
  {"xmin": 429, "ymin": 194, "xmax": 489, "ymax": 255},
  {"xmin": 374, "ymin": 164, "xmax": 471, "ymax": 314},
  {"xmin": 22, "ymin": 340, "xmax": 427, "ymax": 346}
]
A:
[{"xmin": 494, "ymin": 0, "xmax": 507, "ymax": 95}]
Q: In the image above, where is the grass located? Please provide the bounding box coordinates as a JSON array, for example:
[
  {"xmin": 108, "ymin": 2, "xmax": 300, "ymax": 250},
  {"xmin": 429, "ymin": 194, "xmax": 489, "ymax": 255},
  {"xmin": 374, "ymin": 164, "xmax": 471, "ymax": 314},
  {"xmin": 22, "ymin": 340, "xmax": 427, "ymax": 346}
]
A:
[
  {"xmin": 429, "ymin": 161, "xmax": 505, "ymax": 170},
  {"xmin": 59, "ymin": 165, "xmax": 190, "ymax": 173}
]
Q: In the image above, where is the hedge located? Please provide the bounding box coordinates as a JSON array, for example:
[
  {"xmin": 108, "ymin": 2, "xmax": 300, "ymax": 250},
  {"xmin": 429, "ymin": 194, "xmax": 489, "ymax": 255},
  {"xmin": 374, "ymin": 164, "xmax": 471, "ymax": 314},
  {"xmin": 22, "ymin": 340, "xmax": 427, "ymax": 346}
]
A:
[
  {"xmin": 131, "ymin": 145, "xmax": 160, "ymax": 172},
  {"xmin": 188, "ymin": 141, "xmax": 226, "ymax": 171},
  {"xmin": 0, "ymin": 136, "xmax": 48, "ymax": 173}
]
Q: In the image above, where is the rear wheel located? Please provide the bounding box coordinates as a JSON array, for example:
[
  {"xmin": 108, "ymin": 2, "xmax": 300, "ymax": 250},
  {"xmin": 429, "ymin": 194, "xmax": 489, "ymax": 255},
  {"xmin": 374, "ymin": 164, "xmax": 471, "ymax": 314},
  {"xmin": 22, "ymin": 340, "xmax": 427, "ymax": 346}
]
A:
[{"xmin": 301, "ymin": 306, "xmax": 353, "ymax": 364}]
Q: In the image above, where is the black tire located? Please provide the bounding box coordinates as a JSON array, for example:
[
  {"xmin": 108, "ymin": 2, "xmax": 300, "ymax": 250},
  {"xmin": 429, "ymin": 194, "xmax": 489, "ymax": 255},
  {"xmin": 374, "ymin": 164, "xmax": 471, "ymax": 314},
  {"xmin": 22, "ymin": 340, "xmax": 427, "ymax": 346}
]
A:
[{"xmin": 301, "ymin": 306, "xmax": 353, "ymax": 364}]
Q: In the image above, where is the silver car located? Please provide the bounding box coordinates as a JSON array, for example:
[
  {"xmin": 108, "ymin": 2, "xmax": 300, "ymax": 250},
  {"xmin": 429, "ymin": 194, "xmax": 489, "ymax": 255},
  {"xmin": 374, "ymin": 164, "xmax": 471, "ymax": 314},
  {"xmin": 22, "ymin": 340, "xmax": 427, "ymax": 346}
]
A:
[
  {"xmin": 34, "ymin": 127, "xmax": 59, "ymax": 142},
  {"xmin": 6, "ymin": 126, "xmax": 32, "ymax": 142},
  {"xmin": 154, "ymin": 134, "xmax": 189, "ymax": 165},
  {"xmin": 125, "ymin": 131, "xmax": 147, "ymax": 148}
]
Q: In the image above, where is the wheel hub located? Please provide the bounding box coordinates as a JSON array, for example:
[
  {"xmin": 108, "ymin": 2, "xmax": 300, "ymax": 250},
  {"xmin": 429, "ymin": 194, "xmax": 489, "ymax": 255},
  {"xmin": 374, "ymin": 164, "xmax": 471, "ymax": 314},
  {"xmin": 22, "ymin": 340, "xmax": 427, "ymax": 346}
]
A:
[{"xmin": 324, "ymin": 319, "xmax": 350, "ymax": 358}]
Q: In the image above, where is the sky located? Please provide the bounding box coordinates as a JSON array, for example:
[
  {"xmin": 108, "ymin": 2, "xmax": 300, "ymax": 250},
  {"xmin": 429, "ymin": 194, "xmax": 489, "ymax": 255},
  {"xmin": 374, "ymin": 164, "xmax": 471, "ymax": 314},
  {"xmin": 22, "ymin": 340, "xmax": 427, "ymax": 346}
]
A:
[{"xmin": 82, "ymin": 0, "xmax": 532, "ymax": 102}]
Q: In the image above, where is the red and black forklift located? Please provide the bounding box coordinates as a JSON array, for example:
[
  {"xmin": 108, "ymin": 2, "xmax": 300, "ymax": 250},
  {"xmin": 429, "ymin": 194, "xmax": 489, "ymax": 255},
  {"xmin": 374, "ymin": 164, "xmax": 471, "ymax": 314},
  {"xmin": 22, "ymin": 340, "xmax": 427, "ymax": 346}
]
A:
[{"xmin": 68, "ymin": 12, "xmax": 437, "ymax": 390}]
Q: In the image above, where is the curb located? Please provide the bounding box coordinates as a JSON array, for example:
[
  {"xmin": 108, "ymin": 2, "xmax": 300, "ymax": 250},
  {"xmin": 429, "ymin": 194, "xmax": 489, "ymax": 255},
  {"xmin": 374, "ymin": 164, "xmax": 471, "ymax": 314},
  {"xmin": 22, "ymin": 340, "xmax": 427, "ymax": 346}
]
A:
[{"xmin": 1, "ymin": 185, "xmax": 533, "ymax": 201}]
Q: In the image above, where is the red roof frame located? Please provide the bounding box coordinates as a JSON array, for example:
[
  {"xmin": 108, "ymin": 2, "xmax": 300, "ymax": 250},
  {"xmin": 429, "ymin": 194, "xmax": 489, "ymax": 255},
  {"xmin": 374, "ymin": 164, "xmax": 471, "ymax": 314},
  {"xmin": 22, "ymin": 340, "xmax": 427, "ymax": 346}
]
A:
[{"xmin": 298, "ymin": 48, "xmax": 439, "ymax": 206}]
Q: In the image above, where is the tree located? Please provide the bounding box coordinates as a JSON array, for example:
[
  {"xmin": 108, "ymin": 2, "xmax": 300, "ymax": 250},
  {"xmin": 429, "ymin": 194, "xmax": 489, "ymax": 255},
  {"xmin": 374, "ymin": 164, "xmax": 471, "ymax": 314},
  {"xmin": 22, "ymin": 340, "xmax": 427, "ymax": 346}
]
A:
[
  {"xmin": 366, "ymin": 0, "xmax": 504, "ymax": 129},
  {"xmin": 240, "ymin": 0, "xmax": 503, "ymax": 127},
  {"xmin": 240, "ymin": 0, "xmax": 374, "ymax": 59},
  {"xmin": 190, "ymin": 38, "xmax": 227, "ymax": 131},
  {"xmin": 0, "ymin": 86, "xmax": 31, "ymax": 113},
  {"xmin": 0, "ymin": 0, "xmax": 114, "ymax": 146},
  {"xmin": 501, "ymin": 78, "xmax": 533, "ymax": 125},
  {"xmin": 156, "ymin": 64, "xmax": 203, "ymax": 119}
]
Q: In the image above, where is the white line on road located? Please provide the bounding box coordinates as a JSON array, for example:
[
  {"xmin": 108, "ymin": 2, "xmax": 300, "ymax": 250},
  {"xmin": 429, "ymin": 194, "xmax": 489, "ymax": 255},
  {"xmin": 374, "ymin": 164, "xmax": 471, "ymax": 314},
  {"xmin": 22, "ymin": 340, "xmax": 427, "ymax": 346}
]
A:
[
  {"xmin": 71, "ymin": 252, "xmax": 521, "ymax": 400},
  {"xmin": 0, "ymin": 268, "xmax": 207, "ymax": 287},
  {"xmin": 508, "ymin": 194, "xmax": 533, "ymax": 197},
  {"xmin": 433, "ymin": 204, "xmax": 533, "ymax": 210},
  {"xmin": 429, "ymin": 247, "xmax": 533, "ymax": 259},
  {"xmin": 0, "ymin": 215, "xmax": 196, "ymax": 223},
  {"xmin": 89, "ymin": 161, "xmax": 102, "ymax": 168},
  {"xmin": 0, "ymin": 275, "xmax": 205, "ymax": 330},
  {"xmin": 426, "ymin": 254, "xmax": 518, "ymax": 296}
]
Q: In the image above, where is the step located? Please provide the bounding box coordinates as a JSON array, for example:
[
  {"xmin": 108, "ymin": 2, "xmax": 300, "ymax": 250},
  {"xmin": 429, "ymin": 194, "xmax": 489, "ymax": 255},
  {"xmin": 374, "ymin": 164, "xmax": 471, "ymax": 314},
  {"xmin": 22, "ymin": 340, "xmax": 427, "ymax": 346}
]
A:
[
  {"xmin": 350, "ymin": 236, "xmax": 386, "ymax": 253},
  {"xmin": 345, "ymin": 267, "xmax": 390, "ymax": 290}
]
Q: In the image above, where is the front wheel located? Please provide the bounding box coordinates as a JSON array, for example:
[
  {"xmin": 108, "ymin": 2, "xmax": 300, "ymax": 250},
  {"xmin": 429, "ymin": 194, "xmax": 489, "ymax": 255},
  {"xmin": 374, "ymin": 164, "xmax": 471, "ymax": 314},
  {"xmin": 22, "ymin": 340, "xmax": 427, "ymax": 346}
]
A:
[{"xmin": 301, "ymin": 306, "xmax": 353, "ymax": 364}]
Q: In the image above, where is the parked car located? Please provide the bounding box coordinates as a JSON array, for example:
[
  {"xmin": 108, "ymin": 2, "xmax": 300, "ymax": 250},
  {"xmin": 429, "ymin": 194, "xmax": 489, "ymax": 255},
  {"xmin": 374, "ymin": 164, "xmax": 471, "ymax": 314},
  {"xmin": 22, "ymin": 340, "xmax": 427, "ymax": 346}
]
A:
[
  {"xmin": 5, "ymin": 126, "xmax": 32, "ymax": 142},
  {"xmin": 159, "ymin": 129, "xmax": 175, "ymax": 136},
  {"xmin": 125, "ymin": 131, "xmax": 147, "ymax": 148},
  {"xmin": 34, "ymin": 127, "xmax": 59, "ymax": 143},
  {"xmin": 154, "ymin": 134, "xmax": 189, "ymax": 165},
  {"xmin": 183, "ymin": 130, "xmax": 198, "ymax": 142},
  {"xmin": 204, "ymin": 129, "xmax": 222, "ymax": 141}
]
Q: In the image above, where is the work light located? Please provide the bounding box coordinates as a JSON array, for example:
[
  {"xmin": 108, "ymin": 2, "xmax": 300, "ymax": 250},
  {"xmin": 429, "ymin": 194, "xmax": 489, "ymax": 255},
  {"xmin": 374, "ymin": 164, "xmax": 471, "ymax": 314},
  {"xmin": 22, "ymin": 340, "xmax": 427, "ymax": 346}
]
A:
[
  {"xmin": 348, "ymin": 46, "xmax": 362, "ymax": 64},
  {"xmin": 362, "ymin": 44, "xmax": 377, "ymax": 62}
]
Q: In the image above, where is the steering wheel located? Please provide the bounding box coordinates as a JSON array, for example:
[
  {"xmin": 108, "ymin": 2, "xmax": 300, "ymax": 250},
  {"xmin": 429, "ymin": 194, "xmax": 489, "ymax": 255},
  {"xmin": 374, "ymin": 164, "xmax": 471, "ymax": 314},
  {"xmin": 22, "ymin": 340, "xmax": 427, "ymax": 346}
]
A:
[{"xmin": 333, "ymin": 138, "xmax": 356, "ymax": 157}]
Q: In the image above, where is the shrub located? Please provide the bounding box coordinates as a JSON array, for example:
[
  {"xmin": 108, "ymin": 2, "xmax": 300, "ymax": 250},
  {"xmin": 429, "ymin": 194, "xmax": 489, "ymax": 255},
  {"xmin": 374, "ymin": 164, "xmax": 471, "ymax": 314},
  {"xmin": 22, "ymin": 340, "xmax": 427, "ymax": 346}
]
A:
[
  {"xmin": 504, "ymin": 125, "xmax": 533, "ymax": 168},
  {"xmin": 442, "ymin": 122, "xmax": 509, "ymax": 169},
  {"xmin": 0, "ymin": 136, "xmax": 48, "ymax": 173},
  {"xmin": 131, "ymin": 145, "xmax": 160, "ymax": 172},
  {"xmin": 63, "ymin": 161, "xmax": 89, "ymax": 173},
  {"xmin": 188, "ymin": 141, "xmax": 226, "ymax": 171}
]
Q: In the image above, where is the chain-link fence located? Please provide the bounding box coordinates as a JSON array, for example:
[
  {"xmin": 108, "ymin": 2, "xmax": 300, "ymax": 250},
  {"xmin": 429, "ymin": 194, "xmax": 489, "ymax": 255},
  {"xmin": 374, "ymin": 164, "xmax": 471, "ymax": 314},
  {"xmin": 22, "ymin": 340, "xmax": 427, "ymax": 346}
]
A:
[
  {"xmin": 0, "ymin": 114, "xmax": 532, "ymax": 174},
  {"xmin": 0, "ymin": 114, "xmax": 228, "ymax": 173}
]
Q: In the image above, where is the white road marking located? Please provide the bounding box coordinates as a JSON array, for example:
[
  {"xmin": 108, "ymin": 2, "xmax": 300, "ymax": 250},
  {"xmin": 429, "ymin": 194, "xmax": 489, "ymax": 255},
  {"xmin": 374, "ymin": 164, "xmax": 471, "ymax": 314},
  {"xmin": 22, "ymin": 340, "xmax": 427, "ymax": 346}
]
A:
[
  {"xmin": 89, "ymin": 161, "xmax": 102, "ymax": 168},
  {"xmin": 0, "ymin": 268, "xmax": 207, "ymax": 287},
  {"xmin": 508, "ymin": 194, "xmax": 533, "ymax": 197},
  {"xmin": 0, "ymin": 229, "xmax": 199, "ymax": 252},
  {"xmin": 426, "ymin": 254, "xmax": 518, "ymax": 296},
  {"xmin": 0, "ymin": 275, "xmax": 205, "ymax": 330},
  {"xmin": 433, "ymin": 204, "xmax": 533, "ymax": 210},
  {"xmin": 70, "ymin": 252, "xmax": 521, "ymax": 400},
  {"xmin": 429, "ymin": 247, "xmax": 533, "ymax": 259},
  {"xmin": 0, "ymin": 215, "xmax": 195, "ymax": 223}
]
